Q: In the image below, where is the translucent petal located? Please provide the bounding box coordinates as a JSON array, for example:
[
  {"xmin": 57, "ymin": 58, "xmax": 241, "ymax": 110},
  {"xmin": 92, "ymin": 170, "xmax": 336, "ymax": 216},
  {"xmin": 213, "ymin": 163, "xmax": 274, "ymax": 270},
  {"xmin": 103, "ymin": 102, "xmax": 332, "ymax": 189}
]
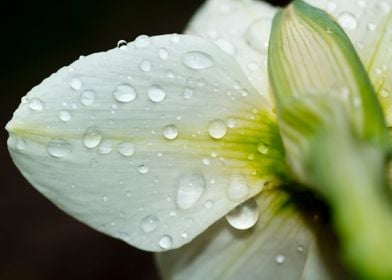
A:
[
  {"xmin": 185, "ymin": 0, "xmax": 277, "ymax": 101},
  {"xmin": 6, "ymin": 34, "xmax": 284, "ymax": 252},
  {"xmin": 157, "ymin": 190, "xmax": 350, "ymax": 280},
  {"xmin": 306, "ymin": 0, "xmax": 392, "ymax": 125}
]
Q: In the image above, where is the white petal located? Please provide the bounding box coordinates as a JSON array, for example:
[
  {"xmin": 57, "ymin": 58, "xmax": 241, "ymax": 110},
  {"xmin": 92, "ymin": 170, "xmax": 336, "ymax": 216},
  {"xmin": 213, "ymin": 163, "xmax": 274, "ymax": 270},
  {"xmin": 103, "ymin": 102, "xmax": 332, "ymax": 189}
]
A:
[
  {"xmin": 6, "ymin": 34, "xmax": 281, "ymax": 252},
  {"xmin": 186, "ymin": 0, "xmax": 277, "ymax": 101},
  {"xmin": 305, "ymin": 0, "xmax": 392, "ymax": 125},
  {"xmin": 156, "ymin": 190, "xmax": 350, "ymax": 280}
]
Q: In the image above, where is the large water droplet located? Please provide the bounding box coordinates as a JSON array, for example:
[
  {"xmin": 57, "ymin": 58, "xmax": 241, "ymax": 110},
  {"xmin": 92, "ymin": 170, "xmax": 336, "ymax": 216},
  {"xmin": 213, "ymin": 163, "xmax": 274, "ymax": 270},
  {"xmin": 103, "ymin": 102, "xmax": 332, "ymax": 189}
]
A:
[
  {"xmin": 226, "ymin": 176, "xmax": 249, "ymax": 202},
  {"xmin": 83, "ymin": 127, "xmax": 102, "ymax": 149},
  {"xmin": 338, "ymin": 12, "xmax": 357, "ymax": 31},
  {"xmin": 135, "ymin": 35, "xmax": 151, "ymax": 48},
  {"xmin": 140, "ymin": 215, "xmax": 159, "ymax": 233},
  {"xmin": 182, "ymin": 51, "xmax": 214, "ymax": 70},
  {"xmin": 59, "ymin": 110, "xmax": 72, "ymax": 122},
  {"xmin": 70, "ymin": 77, "xmax": 82, "ymax": 90},
  {"xmin": 163, "ymin": 125, "xmax": 179, "ymax": 140},
  {"xmin": 245, "ymin": 18, "xmax": 272, "ymax": 53},
  {"xmin": 226, "ymin": 198, "xmax": 259, "ymax": 230},
  {"xmin": 158, "ymin": 235, "xmax": 173, "ymax": 250},
  {"xmin": 176, "ymin": 172, "xmax": 206, "ymax": 209},
  {"xmin": 47, "ymin": 139, "xmax": 72, "ymax": 158},
  {"xmin": 148, "ymin": 86, "xmax": 166, "ymax": 102},
  {"xmin": 113, "ymin": 84, "xmax": 137, "ymax": 103},
  {"xmin": 208, "ymin": 119, "xmax": 227, "ymax": 139},
  {"xmin": 118, "ymin": 142, "xmax": 135, "ymax": 157},
  {"xmin": 28, "ymin": 98, "xmax": 44, "ymax": 111},
  {"xmin": 80, "ymin": 90, "xmax": 96, "ymax": 106}
]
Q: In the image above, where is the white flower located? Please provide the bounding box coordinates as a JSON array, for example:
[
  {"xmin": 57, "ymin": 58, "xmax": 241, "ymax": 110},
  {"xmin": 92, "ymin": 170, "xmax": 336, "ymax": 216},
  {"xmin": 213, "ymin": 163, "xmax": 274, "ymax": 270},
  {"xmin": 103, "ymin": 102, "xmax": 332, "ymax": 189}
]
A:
[{"xmin": 6, "ymin": 0, "xmax": 391, "ymax": 279}]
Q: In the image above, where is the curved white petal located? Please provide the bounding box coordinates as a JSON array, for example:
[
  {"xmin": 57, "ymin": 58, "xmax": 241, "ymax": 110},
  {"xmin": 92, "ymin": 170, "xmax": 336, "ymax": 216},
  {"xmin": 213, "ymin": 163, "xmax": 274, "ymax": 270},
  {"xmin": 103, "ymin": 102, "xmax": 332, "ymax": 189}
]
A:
[
  {"xmin": 186, "ymin": 0, "xmax": 277, "ymax": 101},
  {"xmin": 6, "ymin": 34, "xmax": 283, "ymax": 252},
  {"xmin": 157, "ymin": 190, "xmax": 350, "ymax": 280},
  {"xmin": 305, "ymin": 0, "xmax": 392, "ymax": 125}
]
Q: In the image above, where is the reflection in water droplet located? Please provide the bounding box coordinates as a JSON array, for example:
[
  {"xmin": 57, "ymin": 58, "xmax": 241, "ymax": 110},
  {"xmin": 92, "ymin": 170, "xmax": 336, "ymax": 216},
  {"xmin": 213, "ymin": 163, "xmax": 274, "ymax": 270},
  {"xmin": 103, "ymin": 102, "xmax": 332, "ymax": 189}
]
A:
[
  {"xmin": 226, "ymin": 198, "xmax": 259, "ymax": 230},
  {"xmin": 159, "ymin": 235, "xmax": 173, "ymax": 249},
  {"xmin": 226, "ymin": 176, "xmax": 249, "ymax": 202},
  {"xmin": 176, "ymin": 172, "xmax": 206, "ymax": 209},
  {"xmin": 47, "ymin": 139, "xmax": 72, "ymax": 158},
  {"xmin": 140, "ymin": 215, "xmax": 159, "ymax": 233},
  {"xmin": 113, "ymin": 84, "xmax": 137, "ymax": 103},
  {"xmin": 148, "ymin": 86, "xmax": 166, "ymax": 102},
  {"xmin": 118, "ymin": 142, "xmax": 135, "ymax": 157},
  {"xmin": 83, "ymin": 127, "xmax": 102, "ymax": 149},
  {"xmin": 163, "ymin": 125, "xmax": 179, "ymax": 140},
  {"xmin": 80, "ymin": 90, "xmax": 96, "ymax": 106},
  {"xmin": 28, "ymin": 98, "xmax": 44, "ymax": 111},
  {"xmin": 208, "ymin": 119, "xmax": 227, "ymax": 139},
  {"xmin": 182, "ymin": 51, "xmax": 214, "ymax": 70}
]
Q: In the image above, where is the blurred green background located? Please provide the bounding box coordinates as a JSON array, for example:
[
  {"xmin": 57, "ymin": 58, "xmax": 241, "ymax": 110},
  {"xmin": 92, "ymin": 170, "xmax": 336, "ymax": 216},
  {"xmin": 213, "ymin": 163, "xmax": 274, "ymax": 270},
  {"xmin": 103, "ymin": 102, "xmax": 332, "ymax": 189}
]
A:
[{"xmin": 0, "ymin": 0, "xmax": 289, "ymax": 279}]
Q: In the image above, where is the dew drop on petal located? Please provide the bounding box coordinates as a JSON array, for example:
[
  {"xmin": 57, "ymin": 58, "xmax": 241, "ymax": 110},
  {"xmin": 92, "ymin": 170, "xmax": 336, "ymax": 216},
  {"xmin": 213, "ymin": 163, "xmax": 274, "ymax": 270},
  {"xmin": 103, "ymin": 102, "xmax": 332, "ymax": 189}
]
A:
[
  {"xmin": 215, "ymin": 38, "xmax": 236, "ymax": 55},
  {"xmin": 158, "ymin": 48, "xmax": 169, "ymax": 60},
  {"xmin": 258, "ymin": 143, "xmax": 269, "ymax": 155},
  {"xmin": 182, "ymin": 51, "xmax": 214, "ymax": 70},
  {"xmin": 140, "ymin": 215, "xmax": 159, "ymax": 233},
  {"xmin": 158, "ymin": 235, "xmax": 173, "ymax": 250},
  {"xmin": 137, "ymin": 164, "xmax": 150, "ymax": 174},
  {"xmin": 80, "ymin": 90, "xmax": 96, "ymax": 106},
  {"xmin": 139, "ymin": 60, "xmax": 152, "ymax": 72},
  {"xmin": 98, "ymin": 141, "xmax": 113, "ymax": 155},
  {"xmin": 16, "ymin": 139, "xmax": 27, "ymax": 151},
  {"xmin": 47, "ymin": 139, "xmax": 72, "ymax": 158},
  {"xmin": 275, "ymin": 255, "xmax": 285, "ymax": 264},
  {"xmin": 338, "ymin": 12, "xmax": 357, "ymax": 31},
  {"xmin": 226, "ymin": 176, "xmax": 250, "ymax": 202},
  {"xmin": 59, "ymin": 110, "xmax": 72, "ymax": 122},
  {"xmin": 83, "ymin": 127, "xmax": 102, "ymax": 149},
  {"xmin": 113, "ymin": 84, "xmax": 137, "ymax": 103},
  {"xmin": 183, "ymin": 88, "xmax": 194, "ymax": 99},
  {"xmin": 118, "ymin": 142, "xmax": 135, "ymax": 157},
  {"xmin": 28, "ymin": 98, "xmax": 44, "ymax": 111},
  {"xmin": 117, "ymin": 40, "xmax": 127, "ymax": 49},
  {"xmin": 226, "ymin": 198, "xmax": 259, "ymax": 230},
  {"xmin": 245, "ymin": 18, "xmax": 272, "ymax": 53},
  {"xmin": 135, "ymin": 35, "xmax": 151, "ymax": 48},
  {"xmin": 148, "ymin": 86, "xmax": 166, "ymax": 102},
  {"xmin": 70, "ymin": 77, "xmax": 82, "ymax": 91},
  {"xmin": 176, "ymin": 172, "xmax": 206, "ymax": 210},
  {"xmin": 208, "ymin": 119, "xmax": 227, "ymax": 139},
  {"xmin": 204, "ymin": 200, "xmax": 214, "ymax": 209},
  {"xmin": 163, "ymin": 125, "xmax": 179, "ymax": 140}
]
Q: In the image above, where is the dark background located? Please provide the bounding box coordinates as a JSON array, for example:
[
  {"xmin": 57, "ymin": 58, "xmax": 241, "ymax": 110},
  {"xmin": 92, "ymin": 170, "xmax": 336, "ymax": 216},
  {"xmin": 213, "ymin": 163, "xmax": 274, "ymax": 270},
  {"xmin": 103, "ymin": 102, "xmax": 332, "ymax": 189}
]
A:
[{"xmin": 0, "ymin": 0, "xmax": 289, "ymax": 279}]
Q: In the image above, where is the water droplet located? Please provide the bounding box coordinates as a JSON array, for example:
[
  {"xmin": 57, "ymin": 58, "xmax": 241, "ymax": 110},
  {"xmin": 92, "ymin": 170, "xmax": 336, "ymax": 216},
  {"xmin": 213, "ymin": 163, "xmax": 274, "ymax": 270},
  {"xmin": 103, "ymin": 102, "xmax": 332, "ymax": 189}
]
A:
[
  {"xmin": 59, "ymin": 110, "xmax": 72, "ymax": 122},
  {"xmin": 140, "ymin": 215, "xmax": 159, "ymax": 233},
  {"xmin": 163, "ymin": 125, "xmax": 179, "ymax": 140},
  {"xmin": 70, "ymin": 77, "xmax": 82, "ymax": 90},
  {"xmin": 98, "ymin": 141, "xmax": 113, "ymax": 155},
  {"xmin": 176, "ymin": 172, "xmax": 206, "ymax": 210},
  {"xmin": 80, "ymin": 90, "xmax": 96, "ymax": 106},
  {"xmin": 83, "ymin": 127, "xmax": 102, "ymax": 149},
  {"xmin": 227, "ymin": 119, "xmax": 236, "ymax": 128},
  {"xmin": 28, "ymin": 98, "xmax": 44, "ymax": 111},
  {"xmin": 275, "ymin": 255, "xmax": 285, "ymax": 264},
  {"xmin": 47, "ymin": 139, "xmax": 72, "ymax": 158},
  {"xmin": 258, "ymin": 143, "xmax": 269, "ymax": 154},
  {"xmin": 325, "ymin": 1, "xmax": 337, "ymax": 12},
  {"xmin": 215, "ymin": 38, "xmax": 236, "ymax": 55},
  {"xmin": 182, "ymin": 51, "xmax": 214, "ymax": 70},
  {"xmin": 139, "ymin": 60, "xmax": 152, "ymax": 72},
  {"xmin": 245, "ymin": 18, "xmax": 271, "ymax": 53},
  {"xmin": 158, "ymin": 235, "xmax": 173, "ymax": 249},
  {"xmin": 118, "ymin": 142, "xmax": 135, "ymax": 157},
  {"xmin": 204, "ymin": 200, "xmax": 214, "ymax": 209},
  {"xmin": 202, "ymin": 157, "xmax": 210, "ymax": 165},
  {"xmin": 183, "ymin": 88, "xmax": 194, "ymax": 99},
  {"xmin": 135, "ymin": 35, "xmax": 151, "ymax": 48},
  {"xmin": 170, "ymin": 34, "xmax": 180, "ymax": 44},
  {"xmin": 117, "ymin": 40, "xmax": 127, "ymax": 49},
  {"xmin": 181, "ymin": 232, "xmax": 189, "ymax": 239},
  {"xmin": 103, "ymin": 196, "xmax": 109, "ymax": 202},
  {"xmin": 113, "ymin": 84, "xmax": 137, "ymax": 103},
  {"xmin": 338, "ymin": 12, "xmax": 357, "ymax": 31},
  {"xmin": 16, "ymin": 139, "xmax": 27, "ymax": 151},
  {"xmin": 226, "ymin": 198, "xmax": 259, "ymax": 230},
  {"xmin": 158, "ymin": 48, "xmax": 169, "ymax": 60},
  {"xmin": 367, "ymin": 22, "xmax": 376, "ymax": 31},
  {"xmin": 226, "ymin": 176, "xmax": 250, "ymax": 202},
  {"xmin": 297, "ymin": 246, "xmax": 304, "ymax": 252},
  {"xmin": 208, "ymin": 119, "xmax": 227, "ymax": 139},
  {"xmin": 137, "ymin": 164, "xmax": 150, "ymax": 174},
  {"xmin": 148, "ymin": 86, "xmax": 166, "ymax": 102}
]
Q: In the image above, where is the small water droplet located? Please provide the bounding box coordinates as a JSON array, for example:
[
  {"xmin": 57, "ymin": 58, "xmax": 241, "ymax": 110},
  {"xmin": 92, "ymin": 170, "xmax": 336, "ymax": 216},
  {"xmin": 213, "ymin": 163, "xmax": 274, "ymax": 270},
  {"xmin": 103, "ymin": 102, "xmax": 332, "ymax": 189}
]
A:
[
  {"xmin": 148, "ymin": 86, "xmax": 166, "ymax": 102},
  {"xmin": 140, "ymin": 215, "xmax": 159, "ymax": 233},
  {"xmin": 367, "ymin": 22, "xmax": 376, "ymax": 31},
  {"xmin": 103, "ymin": 196, "xmax": 109, "ymax": 202},
  {"xmin": 275, "ymin": 255, "xmax": 285, "ymax": 264},
  {"xmin": 258, "ymin": 143, "xmax": 269, "ymax": 154},
  {"xmin": 183, "ymin": 88, "xmax": 194, "ymax": 99},
  {"xmin": 138, "ymin": 164, "xmax": 150, "ymax": 174},
  {"xmin": 98, "ymin": 141, "xmax": 113, "ymax": 154},
  {"xmin": 113, "ymin": 84, "xmax": 137, "ymax": 103},
  {"xmin": 28, "ymin": 98, "xmax": 44, "ymax": 111},
  {"xmin": 47, "ymin": 139, "xmax": 72, "ymax": 158},
  {"xmin": 215, "ymin": 38, "xmax": 236, "ymax": 55},
  {"xmin": 117, "ymin": 40, "xmax": 127, "ymax": 49},
  {"xmin": 227, "ymin": 119, "xmax": 236, "ymax": 128},
  {"xmin": 83, "ymin": 127, "xmax": 102, "ymax": 149},
  {"xmin": 135, "ymin": 35, "xmax": 151, "ymax": 48},
  {"xmin": 297, "ymin": 246, "xmax": 304, "ymax": 252},
  {"xmin": 59, "ymin": 110, "xmax": 72, "ymax": 122},
  {"xmin": 226, "ymin": 176, "xmax": 250, "ymax": 202},
  {"xmin": 170, "ymin": 34, "xmax": 180, "ymax": 44},
  {"xmin": 80, "ymin": 90, "xmax": 96, "ymax": 106},
  {"xmin": 158, "ymin": 48, "xmax": 169, "ymax": 60},
  {"xmin": 226, "ymin": 198, "xmax": 259, "ymax": 230},
  {"xmin": 245, "ymin": 18, "xmax": 272, "ymax": 53},
  {"xmin": 118, "ymin": 142, "xmax": 135, "ymax": 157},
  {"xmin": 181, "ymin": 232, "xmax": 189, "ymax": 239},
  {"xmin": 16, "ymin": 139, "xmax": 27, "ymax": 151},
  {"xmin": 158, "ymin": 235, "xmax": 173, "ymax": 249},
  {"xmin": 176, "ymin": 172, "xmax": 206, "ymax": 209},
  {"xmin": 70, "ymin": 77, "xmax": 82, "ymax": 90},
  {"xmin": 139, "ymin": 60, "xmax": 152, "ymax": 72},
  {"xmin": 163, "ymin": 125, "xmax": 179, "ymax": 140},
  {"xmin": 182, "ymin": 51, "xmax": 214, "ymax": 70},
  {"xmin": 204, "ymin": 200, "xmax": 214, "ymax": 209},
  {"xmin": 338, "ymin": 12, "xmax": 357, "ymax": 31},
  {"xmin": 208, "ymin": 119, "xmax": 227, "ymax": 139}
]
